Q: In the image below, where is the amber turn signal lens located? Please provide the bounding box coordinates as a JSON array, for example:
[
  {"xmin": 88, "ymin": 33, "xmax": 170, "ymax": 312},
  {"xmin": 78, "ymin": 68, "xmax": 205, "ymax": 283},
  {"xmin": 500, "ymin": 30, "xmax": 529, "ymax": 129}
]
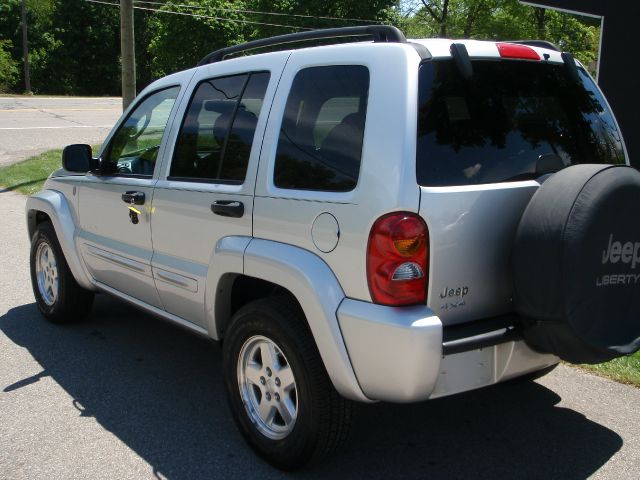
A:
[{"xmin": 393, "ymin": 237, "xmax": 424, "ymax": 256}]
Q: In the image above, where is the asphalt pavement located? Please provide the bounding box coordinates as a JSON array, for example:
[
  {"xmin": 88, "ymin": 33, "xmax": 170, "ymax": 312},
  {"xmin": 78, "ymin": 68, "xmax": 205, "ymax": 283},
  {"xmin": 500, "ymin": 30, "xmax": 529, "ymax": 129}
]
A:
[
  {"xmin": 0, "ymin": 94, "xmax": 638, "ymax": 478},
  {"xmin": 0, "ymin": 96, "xmax": 122, "ymax": 166},
  {"xmin": 0, "ymin": 189, "xmax": 638, "ymax": 479}
]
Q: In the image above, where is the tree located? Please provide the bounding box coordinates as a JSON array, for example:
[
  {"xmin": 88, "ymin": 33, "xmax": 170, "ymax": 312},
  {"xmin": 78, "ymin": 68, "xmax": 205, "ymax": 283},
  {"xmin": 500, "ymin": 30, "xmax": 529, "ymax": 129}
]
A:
[
  {"xmin": 148, "ymin": 1, "xmax": 246, "ymax": 78},
  {"xmin": 0, "ymin": 0, "xmax": 57, "ymax": 93},
  {"xmin": 460, "ymin": 0, "xmax": 497, "ymax": 38},
  {"xmin": 247, "ymin": 0, "xmax": 397, "ymax": 38},
  {"xmin": 532, "ymin": 6, "xmax": 546, "ymax": 39},
  {"xmin": 399, "ymin": 0, "xmax": 501, "ymax": 39},
  {"xmin": 401, "ymin": 0, "xmax": 600, "ymax": 70},
  {"xmin": 147, "ymin": 0, "xmax": 397, "ymax": 77},
  {"xmin": 419, "ymin": 0, "xmax": 450, "ymax": 37},
  {"xmin": 0, "ymin": 0, "xmax": 603, "ymax": 94},
  {"xmin": 0, "ymin": 40, "xmax": 19, "ymax": 92},
  {"xmin": 37, "ymin": 0, "xmax": 121, "ymax": 95}
]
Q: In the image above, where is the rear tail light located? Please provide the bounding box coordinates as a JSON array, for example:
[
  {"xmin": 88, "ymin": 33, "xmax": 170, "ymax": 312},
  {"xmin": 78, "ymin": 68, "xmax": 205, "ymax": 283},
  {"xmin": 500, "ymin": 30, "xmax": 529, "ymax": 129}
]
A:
[
  {"xmin": 367, "ymin": 212, "xmax": 429, "ymax": 306},
  {"xmin": 496, "ymin": 43, "xmax": 541, "ymax": 61}
]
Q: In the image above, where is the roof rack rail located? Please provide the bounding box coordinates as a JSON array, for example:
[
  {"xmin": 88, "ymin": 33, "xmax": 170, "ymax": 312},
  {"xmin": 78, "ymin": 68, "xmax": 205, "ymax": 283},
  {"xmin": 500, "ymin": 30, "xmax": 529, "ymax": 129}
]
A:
[
  {"xmin": 507, "ymin": 40, "xmax": 560, "ymax": 52},
  {"xmin": 197, "ymin": 25, "xmax": 406, "ymax": 66}
]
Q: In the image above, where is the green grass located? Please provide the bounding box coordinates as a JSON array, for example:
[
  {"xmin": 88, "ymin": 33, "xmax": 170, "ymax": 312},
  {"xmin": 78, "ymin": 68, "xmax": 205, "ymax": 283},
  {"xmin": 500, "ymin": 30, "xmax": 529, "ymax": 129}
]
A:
[
  {"xmin": 0, "ymin": 149, "xmax": 65, "ymax": 195},
  {"xmin": 579, "ymin": 351, "xmax": 640, "ymax": 387},
  {"xmin": 0, "ymin": 146, "xmax": 102, "ymax": 195}
]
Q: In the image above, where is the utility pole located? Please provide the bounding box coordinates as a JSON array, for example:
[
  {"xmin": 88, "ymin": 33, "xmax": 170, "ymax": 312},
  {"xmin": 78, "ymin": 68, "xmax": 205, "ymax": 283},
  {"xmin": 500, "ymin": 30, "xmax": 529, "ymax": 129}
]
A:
[
  {"xmin": 120, "ymin": 0, "xmax": 136, "ymax": 110},
  {"xmin": 20, "ymin": 0, "xmax": 31, "ymax": 94}
]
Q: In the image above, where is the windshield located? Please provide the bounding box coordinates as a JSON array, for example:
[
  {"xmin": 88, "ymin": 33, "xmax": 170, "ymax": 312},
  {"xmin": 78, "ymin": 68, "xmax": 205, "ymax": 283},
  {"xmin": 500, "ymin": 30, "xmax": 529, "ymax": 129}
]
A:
[{"xmin": 416, "ymin": 59, "xmax": 626, "ymax": 187}]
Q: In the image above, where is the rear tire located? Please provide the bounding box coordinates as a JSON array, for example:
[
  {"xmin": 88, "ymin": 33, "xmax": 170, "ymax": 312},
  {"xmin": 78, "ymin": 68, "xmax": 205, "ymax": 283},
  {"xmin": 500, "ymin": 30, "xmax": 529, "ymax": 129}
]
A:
[
  {"xmin": 30, "ymin": 221, "xmax": 94, "ymax": 323},
  {"xmin": 222, "ymin": 297, "xmax": 351, "ymax": 470}
]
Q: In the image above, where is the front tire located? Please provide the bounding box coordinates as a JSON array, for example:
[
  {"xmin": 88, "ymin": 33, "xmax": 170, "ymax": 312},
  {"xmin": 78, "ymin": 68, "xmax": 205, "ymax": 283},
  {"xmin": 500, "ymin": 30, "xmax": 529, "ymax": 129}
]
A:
[
  {"xmin": 30, "ymin": 221, "xmax": 94, "ymax": 323},
  {"xmin": 222, "ymin": 297, "xmax": 351, "ymax": 470}
]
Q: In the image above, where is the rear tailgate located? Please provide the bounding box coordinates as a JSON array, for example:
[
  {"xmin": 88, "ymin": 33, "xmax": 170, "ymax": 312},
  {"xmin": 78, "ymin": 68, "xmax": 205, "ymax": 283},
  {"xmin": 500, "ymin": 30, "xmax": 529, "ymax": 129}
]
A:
[
  {"xmin": 416, "ymin": 47, "xmax": 626, "ymax": 325},
  {"xmin": 420, "ymin": 183, "xmax": 537, "ymax": 325}
]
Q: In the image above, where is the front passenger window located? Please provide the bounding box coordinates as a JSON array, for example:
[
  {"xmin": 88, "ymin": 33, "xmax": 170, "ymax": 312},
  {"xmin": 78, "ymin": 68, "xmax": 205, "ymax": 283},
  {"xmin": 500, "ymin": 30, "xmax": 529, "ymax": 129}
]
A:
[{"xmin": 104, "ymin": 86, "xmax": 180, "ymax": 176}]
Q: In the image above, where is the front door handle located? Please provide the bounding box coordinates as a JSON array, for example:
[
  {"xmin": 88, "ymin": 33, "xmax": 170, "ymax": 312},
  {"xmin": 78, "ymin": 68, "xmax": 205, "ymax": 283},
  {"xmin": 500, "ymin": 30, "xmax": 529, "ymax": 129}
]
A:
[
  {"xmin": 211, "ymin": 200, "xmax": 244, "ymax": 218},
  {"xmin": 121, "ymin": 191, "xmax": 145, "ymax": 205}
]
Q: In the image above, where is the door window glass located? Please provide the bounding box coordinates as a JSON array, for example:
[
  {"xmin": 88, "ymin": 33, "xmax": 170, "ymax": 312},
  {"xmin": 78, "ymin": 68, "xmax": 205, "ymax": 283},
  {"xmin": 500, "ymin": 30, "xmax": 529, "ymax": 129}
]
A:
[
  {"xmin": 104, "ymin": 87, "xmax": 179, "ymax": 176},
  {"xmin": 170, "ymin": 72, "xmax": 270, "ymax": 183},
  {"xmin": 274, "ymin": 65, "xmax": 369, "ymax": 192}
]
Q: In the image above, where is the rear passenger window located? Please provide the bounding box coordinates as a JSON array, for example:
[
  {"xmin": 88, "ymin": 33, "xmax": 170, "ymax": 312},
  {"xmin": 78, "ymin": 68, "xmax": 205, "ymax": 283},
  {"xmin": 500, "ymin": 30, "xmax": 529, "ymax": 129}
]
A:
[
  {"xmin": 170, "ymin": 72, "xmax": 270, "ymax": 183},
  {"xmin": 274, "ymin": 65, "xmax": 369, "ymax": 192}
]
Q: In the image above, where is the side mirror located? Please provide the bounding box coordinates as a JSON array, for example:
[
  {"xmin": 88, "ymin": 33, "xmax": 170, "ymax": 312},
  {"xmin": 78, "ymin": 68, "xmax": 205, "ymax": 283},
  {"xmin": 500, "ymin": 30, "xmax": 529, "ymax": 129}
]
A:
[{"xmin": 62, "ymin": 144, "xmax": 93, "ymax": 172}]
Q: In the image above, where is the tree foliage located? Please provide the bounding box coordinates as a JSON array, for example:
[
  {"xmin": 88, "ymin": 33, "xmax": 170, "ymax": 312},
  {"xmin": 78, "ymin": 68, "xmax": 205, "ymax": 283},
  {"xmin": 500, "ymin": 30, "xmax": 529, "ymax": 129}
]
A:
[
  {"xmin": 246, "ymin": 0, "xmax": 397, "ymax": 36},
  {"xmin": 36, "ymin": 1, "xmax": 121, "ymax": 95},
  {"xmin": 0, "ymin": 40, "xmax": 20, "ymax": 93},
  {"xmin": 148, "ymin": 0, "xmax": 246, "ymax": 78},
  {"xmin": 400, "ymin": 0, "xmax": 600, "ymax": 69},
  {"xmin": 0, "ymin": 0, "xmax": 58, "ymax": 93},
  {"xmin": 0, "ymin": 0, "xmax": 602, "ymax": 95}
]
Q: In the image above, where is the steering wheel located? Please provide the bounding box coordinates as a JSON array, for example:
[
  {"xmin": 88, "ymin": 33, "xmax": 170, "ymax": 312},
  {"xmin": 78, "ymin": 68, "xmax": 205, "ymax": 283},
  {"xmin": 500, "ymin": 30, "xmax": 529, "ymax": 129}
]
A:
[{"xmin": 117, "ymin": 164, "xmax": 132, "ymax": 174}]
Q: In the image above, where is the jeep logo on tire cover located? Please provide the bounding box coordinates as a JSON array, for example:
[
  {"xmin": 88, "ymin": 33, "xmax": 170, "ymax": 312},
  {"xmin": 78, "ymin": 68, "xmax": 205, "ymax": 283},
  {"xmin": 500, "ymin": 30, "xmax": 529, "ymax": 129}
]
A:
[
  {"xmin": 601, "ymin": 234, "xmax": 640, "ymax": 268},
  {"xmin": 597, "ymin": 235, "xmax": 640, "ymax": 287}
]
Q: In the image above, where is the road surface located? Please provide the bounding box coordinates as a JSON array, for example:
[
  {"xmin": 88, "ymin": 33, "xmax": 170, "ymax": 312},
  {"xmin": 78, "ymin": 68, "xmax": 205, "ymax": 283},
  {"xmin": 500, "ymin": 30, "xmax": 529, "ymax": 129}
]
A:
[
  {"xmin": 0, "ymin": 189, "xmax": 638, "ymax": 479},
  {"xmin": 0, "ymin": 96, "xmax": 122, "ymax": 166}
]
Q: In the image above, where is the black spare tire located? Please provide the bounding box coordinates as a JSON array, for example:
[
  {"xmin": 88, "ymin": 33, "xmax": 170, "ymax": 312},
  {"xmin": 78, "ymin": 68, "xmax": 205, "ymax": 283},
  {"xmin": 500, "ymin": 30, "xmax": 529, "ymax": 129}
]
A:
[{"xmin": 513, "ymin": 164, "xmax": 640, "ymax": 364}]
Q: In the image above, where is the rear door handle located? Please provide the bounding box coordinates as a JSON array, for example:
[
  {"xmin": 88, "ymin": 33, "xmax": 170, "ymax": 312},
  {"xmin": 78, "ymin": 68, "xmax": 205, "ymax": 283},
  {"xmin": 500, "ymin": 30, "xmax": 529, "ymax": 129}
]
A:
[
  {"xmin": 121, "ymin": 191, "xmax": 145, "ymax": 205},
  {"xmin": 211, "ymin": 200, "xmax": 244, "ymax": 218}
]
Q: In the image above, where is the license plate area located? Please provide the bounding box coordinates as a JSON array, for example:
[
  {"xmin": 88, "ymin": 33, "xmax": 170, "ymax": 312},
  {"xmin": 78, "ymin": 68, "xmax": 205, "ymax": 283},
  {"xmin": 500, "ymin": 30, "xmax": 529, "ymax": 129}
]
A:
[{"xmin": 430, "ymin": 347, "xmax": 496, "ymax": 398}]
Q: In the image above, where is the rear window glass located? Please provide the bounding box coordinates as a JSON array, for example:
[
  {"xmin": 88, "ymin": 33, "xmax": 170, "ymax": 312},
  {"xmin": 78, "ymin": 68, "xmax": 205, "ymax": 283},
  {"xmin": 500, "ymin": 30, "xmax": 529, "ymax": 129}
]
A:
[{"xmin": 417, "ymin": 60, "xmax": 626, "ymax": 187}]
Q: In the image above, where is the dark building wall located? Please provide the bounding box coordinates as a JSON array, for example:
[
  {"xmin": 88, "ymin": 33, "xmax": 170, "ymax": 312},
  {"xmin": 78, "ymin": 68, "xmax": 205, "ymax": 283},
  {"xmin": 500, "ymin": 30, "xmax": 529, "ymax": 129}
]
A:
[{"xmin": 523, "ymin": 1, "xmax": 640, "ymax": 168}]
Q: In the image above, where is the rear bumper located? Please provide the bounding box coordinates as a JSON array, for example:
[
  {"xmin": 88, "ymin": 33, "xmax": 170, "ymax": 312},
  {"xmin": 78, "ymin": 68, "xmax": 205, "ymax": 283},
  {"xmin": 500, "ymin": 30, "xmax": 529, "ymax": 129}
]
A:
[{"xmin": 337, "ymin": 299, "xmax": 558, "ymax": 402}]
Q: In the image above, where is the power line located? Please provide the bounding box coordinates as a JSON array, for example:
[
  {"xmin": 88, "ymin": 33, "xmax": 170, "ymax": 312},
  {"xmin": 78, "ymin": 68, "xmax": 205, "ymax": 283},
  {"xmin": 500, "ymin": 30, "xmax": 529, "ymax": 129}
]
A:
[
  {"xmin": 82, "ymin": 0, "xmax": 313, "ymax": 31},
  {"xmin": 133, "ymin": 1, "xmax": 386, "ymax": 25}
]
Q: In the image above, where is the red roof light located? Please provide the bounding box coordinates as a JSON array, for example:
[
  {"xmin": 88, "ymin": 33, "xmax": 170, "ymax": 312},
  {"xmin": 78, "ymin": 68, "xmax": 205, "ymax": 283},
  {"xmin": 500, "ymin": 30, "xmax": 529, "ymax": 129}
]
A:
[{"xmin": 496, "ymin": 43, "xmax": 540, "ymax": 61}]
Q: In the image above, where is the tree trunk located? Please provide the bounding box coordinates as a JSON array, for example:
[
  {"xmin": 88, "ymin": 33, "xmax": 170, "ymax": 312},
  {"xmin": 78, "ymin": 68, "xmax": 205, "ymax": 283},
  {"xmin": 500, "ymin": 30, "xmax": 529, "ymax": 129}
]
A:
[
  {"xmin": 534, "ymin": 7, "xmax": 546, "ymax": 39},
  {"xmin": 421, "ymin": 0, "xmax": 450, "ymax": 38},
  {"xmin": 464, "ymin": 1, "xmax": 486, "ymax": 39},
  {"xmin": 440, "ymin": 0, "xmax": 450, "ymax": 37}
]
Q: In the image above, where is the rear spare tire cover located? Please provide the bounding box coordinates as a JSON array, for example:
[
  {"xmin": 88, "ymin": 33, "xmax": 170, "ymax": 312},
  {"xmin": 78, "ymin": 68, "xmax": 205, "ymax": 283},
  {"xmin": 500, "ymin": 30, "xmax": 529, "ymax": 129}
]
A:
[{"xmin": 513, "ymin": 164, "xmax": 640, "ymax": 364}]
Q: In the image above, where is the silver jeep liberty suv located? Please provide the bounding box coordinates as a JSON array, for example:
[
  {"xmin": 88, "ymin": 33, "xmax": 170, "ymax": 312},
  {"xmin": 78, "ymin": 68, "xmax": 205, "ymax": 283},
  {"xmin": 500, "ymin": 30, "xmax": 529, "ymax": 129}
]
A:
[{"xmin": 26, "ymin": 26, "xmax": 640, "ymax": 469}]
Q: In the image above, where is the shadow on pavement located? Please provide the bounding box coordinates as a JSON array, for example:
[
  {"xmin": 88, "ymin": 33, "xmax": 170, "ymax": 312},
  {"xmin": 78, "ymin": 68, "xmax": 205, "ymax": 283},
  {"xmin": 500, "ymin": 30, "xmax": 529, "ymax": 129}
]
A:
[
  {"xmin": 0, "ymin": 178, "xmax": 49, "ymax": 194},
  {"xmin": 0, "ymin": 297, "xmax": 623, "ymax": 479}
]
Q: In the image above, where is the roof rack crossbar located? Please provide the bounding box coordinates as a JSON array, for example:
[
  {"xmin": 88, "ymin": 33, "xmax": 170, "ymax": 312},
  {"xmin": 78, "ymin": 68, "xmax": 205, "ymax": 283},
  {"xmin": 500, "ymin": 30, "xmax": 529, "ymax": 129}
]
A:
[
  {"xmin": 506, "ymin": 40, "xmax": 560, "ymax": 51},
  {"xmin": 197, "ymin": 25, "xmax": 406, "ymax": 66}
]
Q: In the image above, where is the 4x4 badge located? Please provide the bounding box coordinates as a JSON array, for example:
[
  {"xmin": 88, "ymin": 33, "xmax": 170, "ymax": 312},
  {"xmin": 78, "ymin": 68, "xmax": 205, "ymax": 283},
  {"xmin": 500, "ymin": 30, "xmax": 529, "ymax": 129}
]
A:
[{"xmin": 440, "ymin": 299, "xmax": 466, "ymax": 310}]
